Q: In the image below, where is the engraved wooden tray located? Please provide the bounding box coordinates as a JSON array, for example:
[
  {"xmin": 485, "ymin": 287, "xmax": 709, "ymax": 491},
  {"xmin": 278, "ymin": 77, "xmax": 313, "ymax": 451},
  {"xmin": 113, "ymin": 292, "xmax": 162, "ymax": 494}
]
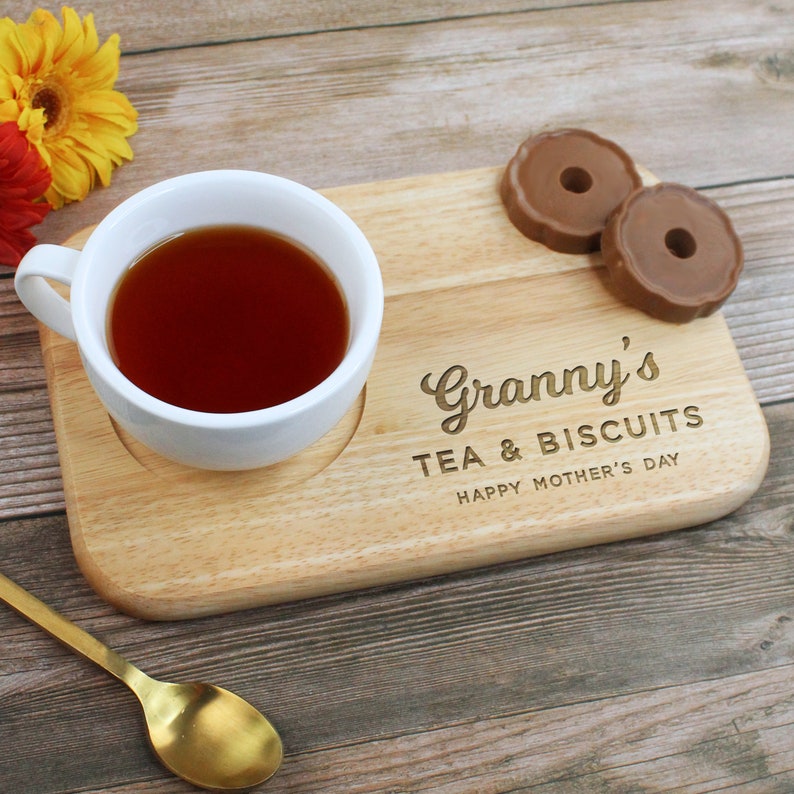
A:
[{"xmin": 40, "ymin": 167, "xmax": 769, "ymax": 620}]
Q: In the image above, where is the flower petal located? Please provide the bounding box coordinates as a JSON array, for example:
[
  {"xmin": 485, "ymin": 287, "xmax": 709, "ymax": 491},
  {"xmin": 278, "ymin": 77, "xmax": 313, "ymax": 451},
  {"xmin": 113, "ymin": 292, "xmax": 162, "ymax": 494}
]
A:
[
  {"xmin": 0, "ymin": 120, "xmax": 50, "ymax": 266},
  {"xmin": 2, "ymin": 7, "xmax": 136, "ymax": 207}
]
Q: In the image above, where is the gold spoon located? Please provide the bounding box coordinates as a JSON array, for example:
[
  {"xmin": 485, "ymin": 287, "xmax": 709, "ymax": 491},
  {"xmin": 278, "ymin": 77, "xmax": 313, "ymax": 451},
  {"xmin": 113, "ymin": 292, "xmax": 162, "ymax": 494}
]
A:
[{"xmin": 0, "ymin": 571, "xmax": 283, "ymax": 790}]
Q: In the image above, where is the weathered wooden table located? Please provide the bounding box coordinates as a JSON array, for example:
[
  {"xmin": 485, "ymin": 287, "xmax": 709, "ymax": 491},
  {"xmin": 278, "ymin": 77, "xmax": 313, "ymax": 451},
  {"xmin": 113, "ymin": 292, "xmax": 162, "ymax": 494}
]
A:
[{"xmin": 2, "ymin": 2, "xmax": 793, "ymax": 791}]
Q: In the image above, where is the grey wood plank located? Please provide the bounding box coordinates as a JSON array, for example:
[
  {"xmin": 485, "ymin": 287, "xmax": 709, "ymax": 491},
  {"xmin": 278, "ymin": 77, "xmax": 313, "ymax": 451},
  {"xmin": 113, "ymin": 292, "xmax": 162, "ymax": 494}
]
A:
[{"xmin": 6, "ymin": 0, "xmax": 645, "ymax": 54}]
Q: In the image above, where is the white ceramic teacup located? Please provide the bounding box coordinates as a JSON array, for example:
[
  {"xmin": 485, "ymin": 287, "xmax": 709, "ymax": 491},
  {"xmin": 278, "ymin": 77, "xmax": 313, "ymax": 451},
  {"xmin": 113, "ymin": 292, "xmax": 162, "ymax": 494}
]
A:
[{"xmin": 15, "ymin": 170, "xmax": 383, "ymax": 470}]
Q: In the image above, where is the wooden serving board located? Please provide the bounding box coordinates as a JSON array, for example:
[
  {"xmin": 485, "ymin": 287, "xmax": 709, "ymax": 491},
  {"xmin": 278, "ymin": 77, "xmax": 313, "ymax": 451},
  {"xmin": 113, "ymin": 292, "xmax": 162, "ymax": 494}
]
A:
[{"xmin": 40, "ymin": 167, "xmax": 770, "ymax": 620}]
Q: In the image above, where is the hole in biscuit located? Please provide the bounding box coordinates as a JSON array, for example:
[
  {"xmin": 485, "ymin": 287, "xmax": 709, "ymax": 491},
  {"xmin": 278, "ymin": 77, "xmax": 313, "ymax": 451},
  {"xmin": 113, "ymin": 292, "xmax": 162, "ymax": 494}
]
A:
[
  {"xmin": 665, "ymin": 228, "xmax": 697, "ymax": 259},
  {"xmin": 560, "ymin": 166, "xmax": 593, "ymax": 194}
]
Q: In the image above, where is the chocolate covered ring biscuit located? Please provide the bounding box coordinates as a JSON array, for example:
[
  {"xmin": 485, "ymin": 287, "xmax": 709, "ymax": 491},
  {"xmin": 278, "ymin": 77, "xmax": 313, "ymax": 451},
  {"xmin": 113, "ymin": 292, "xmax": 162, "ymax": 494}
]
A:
[
  {"xmin": 601, "ymin": 183, "xmax": 743, "ymax": 323},
  {"xmin": 500, "ymin": 129, "xmax": 642, "ymax": 254}
]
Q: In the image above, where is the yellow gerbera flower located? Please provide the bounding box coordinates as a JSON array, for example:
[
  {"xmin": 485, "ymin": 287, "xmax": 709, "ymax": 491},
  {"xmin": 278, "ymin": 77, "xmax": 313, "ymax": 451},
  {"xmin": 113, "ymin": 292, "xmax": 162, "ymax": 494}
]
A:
[{"xmin": 0, "ymin": 7, "xmax": 137, "ymax": 208}]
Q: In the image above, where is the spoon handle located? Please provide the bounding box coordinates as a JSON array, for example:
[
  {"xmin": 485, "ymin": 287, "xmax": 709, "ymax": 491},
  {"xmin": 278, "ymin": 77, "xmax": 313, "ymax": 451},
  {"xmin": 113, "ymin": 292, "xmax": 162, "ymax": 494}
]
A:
[{"xmin": 0, "ymin": 572, "xmax": 148, "ymax": 691}]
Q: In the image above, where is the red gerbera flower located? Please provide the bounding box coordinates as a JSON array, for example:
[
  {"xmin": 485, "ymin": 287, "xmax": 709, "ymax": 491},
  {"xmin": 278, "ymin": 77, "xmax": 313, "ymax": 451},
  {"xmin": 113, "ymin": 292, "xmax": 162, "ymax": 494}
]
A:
[{"xmin": 0, "ymin": 121, "xmax": 51, "ymax": 267}]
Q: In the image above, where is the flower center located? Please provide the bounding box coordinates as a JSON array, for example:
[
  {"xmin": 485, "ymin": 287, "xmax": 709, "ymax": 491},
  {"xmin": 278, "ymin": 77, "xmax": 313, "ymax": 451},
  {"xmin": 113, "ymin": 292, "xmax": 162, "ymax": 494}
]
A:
[{"xmin": 31, "ymin": 83, "xmax": 69, "ymax": 136}]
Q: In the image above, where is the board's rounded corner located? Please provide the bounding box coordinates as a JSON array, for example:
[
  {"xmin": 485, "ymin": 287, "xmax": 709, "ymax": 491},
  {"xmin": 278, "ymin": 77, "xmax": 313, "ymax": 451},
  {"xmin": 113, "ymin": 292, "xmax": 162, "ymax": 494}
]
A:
[
  {"xmin": 744, "ymin": 412, "xmax": 772, "ymax": 499},
  {"xmin": 711, "ymin": 412, "xmax": 771, "ymax": 520}
]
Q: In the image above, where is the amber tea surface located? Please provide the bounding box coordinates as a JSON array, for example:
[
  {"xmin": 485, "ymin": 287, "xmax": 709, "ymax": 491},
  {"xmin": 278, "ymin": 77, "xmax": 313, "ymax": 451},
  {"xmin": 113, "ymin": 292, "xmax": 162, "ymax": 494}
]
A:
[{"xmin": 108, "ymin": 225, "xmax": 349, "ymax": 413}]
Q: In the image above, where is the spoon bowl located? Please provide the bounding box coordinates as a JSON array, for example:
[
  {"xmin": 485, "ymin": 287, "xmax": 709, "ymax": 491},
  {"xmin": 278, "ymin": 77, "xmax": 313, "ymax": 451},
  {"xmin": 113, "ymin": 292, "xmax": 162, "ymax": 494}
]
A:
[
  {"xmin": 0, "ymin": 572, "xmax": 283, "ymax": 790},
  {"xmin": 142, "ymin": 679, "xmax": 283, "ymax": 790}
]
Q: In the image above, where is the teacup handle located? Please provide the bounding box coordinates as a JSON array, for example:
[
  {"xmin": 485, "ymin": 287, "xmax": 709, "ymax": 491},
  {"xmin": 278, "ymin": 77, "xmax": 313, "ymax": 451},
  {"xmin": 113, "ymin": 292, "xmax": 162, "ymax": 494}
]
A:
[{"xmin": 15, "ymin": 245, "xmax": 80, "ymax": 342}]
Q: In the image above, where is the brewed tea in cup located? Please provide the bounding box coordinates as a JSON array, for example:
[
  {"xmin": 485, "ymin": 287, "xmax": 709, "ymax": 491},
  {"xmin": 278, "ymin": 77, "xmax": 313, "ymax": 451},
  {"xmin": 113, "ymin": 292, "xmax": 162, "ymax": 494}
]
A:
[{"xmin": 108, "ymin": 224, "xmax": 350, "ymax": 414}]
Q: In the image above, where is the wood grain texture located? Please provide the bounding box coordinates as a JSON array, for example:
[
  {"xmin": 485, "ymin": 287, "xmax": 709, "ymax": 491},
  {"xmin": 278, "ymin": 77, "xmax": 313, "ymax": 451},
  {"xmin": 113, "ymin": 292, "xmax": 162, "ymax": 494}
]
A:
[
  {"xmin": 8, "ymin": 0, "xmax": 616, "ymax": 53},
  {"xmin": 273, "ymin": 665, "xmax": 794, "ymax": 792},
  {"xmin": 0, "ymin": 283, "xmax": 63, "ymax": 518},
  {"xmin": 4, "ymin": 0, "xmax": 793, "ymax": 254},
  {"xmin": 38, "ymin": 168, "xmax": 769, "ymax": 619},
  {"xmin": 0, "ymin": 401, "xmax": 792, "ymax": 793},
  {"xmin": 1, "ymin": 0, "xmax": 793, "ymax": 790}
]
